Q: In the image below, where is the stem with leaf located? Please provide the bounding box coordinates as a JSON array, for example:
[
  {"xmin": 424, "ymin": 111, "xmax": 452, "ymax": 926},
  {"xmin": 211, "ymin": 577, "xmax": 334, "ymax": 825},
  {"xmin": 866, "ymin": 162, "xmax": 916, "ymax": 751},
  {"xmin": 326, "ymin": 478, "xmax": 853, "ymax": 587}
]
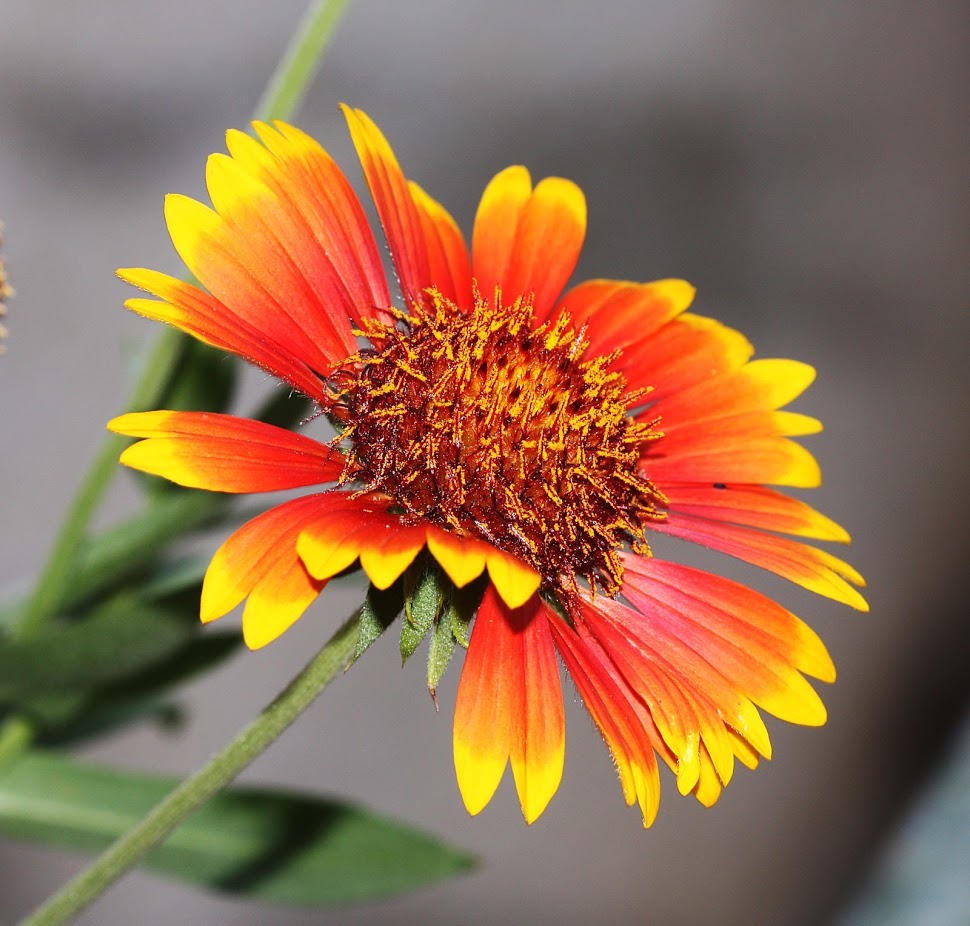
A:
[{"xmin": 17, "ymin": 611, "xmax": 360, "ymax": 926}]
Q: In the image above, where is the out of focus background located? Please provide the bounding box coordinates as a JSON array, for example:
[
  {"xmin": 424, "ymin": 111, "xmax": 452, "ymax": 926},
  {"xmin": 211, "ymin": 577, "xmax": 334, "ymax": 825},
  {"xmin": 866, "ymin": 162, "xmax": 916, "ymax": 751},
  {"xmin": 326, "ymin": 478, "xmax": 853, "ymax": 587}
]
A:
[{"xmin": 1, "ymin": 2, "xmax": 967, "ymax": 924}]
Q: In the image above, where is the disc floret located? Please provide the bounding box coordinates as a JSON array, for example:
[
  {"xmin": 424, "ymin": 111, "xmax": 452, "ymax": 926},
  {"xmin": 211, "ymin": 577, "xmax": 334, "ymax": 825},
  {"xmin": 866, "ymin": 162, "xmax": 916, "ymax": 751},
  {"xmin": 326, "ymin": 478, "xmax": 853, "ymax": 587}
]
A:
[{"xmin": 335, "ymin": 289, "xmax": 665, "ymax": 595}]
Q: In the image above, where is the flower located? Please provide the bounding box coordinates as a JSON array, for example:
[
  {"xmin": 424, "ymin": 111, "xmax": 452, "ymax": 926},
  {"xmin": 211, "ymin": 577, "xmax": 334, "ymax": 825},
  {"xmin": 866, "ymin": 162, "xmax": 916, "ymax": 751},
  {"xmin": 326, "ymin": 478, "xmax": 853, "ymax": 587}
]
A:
[
  {"xmin": 0, "ymin": 221, "xmax": 11, "ymax": 353},
  {"xmin": 109, "ymin": 107, "xmax": 866, "ymax": 826}
]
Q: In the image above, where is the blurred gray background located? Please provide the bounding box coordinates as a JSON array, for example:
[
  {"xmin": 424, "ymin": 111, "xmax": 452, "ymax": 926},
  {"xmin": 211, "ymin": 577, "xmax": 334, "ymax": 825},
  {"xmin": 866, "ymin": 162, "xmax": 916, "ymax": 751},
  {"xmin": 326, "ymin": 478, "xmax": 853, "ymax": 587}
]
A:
[{"xmin": 1, "ymin": 1, "xmax": 968, "ymax": 924}]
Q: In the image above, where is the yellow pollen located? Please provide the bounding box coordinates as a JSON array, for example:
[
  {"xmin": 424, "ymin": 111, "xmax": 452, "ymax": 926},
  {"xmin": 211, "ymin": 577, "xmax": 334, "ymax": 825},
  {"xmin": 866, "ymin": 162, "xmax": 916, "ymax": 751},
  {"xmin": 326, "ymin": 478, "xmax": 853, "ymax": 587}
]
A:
[{"xmin": 334, "ymin": 289, "xmax": 665, "ymax": 595}]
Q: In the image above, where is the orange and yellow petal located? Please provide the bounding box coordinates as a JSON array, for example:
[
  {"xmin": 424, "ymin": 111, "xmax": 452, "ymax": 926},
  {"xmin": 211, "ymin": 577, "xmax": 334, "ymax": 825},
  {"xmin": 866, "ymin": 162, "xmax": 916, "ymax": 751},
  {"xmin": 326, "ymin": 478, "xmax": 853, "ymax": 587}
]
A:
[
  {"xmin": 144, "ymin": 119, "xmax": 396, "ymax": 380},
  {"xmin": 645, "ymin": 432, "xmax": 822, "ymax": 488},
  {"xmin": 653, "ymin": 358, "xmax": 817, "ymax": 430},
  {"xmin": 653, "ymin": 513, "xmax": 868, "ymax": 611},
  {"xmin": 119, "ymin": 269, "xmax": 330, "ymax": 403},
  {"xmin": 454, "ymin": 588, "xmax": 565, "ymax": 822},
  {"xmin": 293, "ymin": 495, "xmax": 540, "ymax": 607},
  {"xmin": 554, "ymin": 278, "xmax": 696, "ymax": 391},
  {"xmin": 200, "ymin": 494, "xmax": 333, "ymax": 648},
  {"xmin": 296, "ymin": 494, "xmax": 425, "ymax": 586},
  {"xmin": 472, "ymin": 166, "xmax": 587, "ymax": 321},
  {"xmin": 108, "ymin": 410, "xmax": 343, "ymax": 493},
  {"xmin": 162, "ymin": 191, "xmax": 342, "ymax": 378},
  {"xmin": 341, "ymin": 106, "xmax": 428, "ymax": 307},
  {"xmin": 640, "ymin": 355, "xmax": 825, "ymax": 486},
  {"xmin": 408, "ymin": 181, "xmax": 474, "ymax": 309},
  {"xmin": 570, "ymin": 597, "xmax": 726, "ymax": 797},
  {"xmin": 203, "ymin": 140, "xmax": 368, "ymax": 361},
  {"xmin": 622, "ymin": 557, "xmax": 835, "ymax": 717},
  {"xmin": 243, "ymin": 122, "xmax": 392, "ymax": 328},
  {"xmin": 629, "ymin": 312, "xmax": 754, "ymax": 403},
  {"xmin": 425, "ymin": 528, "xmax": 540, "ymax": 609},
  {"xmin": 342, "ymin": 106, "xmax": 473, "ymax": 311},
  {"xmin": 509, "ymin": 602, "xmax": 566, "ymax": 823},
  {"xmin": 423, "ymin": 528, "xmax": 487, "ymax": 589}
]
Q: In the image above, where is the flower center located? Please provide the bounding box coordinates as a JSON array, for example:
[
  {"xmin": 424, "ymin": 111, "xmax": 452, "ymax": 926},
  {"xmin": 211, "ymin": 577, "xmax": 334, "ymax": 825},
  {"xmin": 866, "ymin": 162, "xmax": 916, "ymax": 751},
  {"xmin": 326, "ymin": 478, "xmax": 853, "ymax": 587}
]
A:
[{"xmin": 335, "ymin": 290, "xmax": 665, "ymax": 596}]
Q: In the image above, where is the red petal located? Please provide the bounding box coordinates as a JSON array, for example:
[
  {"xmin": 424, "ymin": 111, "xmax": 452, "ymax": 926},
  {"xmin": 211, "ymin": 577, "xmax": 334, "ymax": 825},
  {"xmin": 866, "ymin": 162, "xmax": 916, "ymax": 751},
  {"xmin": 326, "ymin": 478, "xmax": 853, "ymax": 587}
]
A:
[
  {"xmin": 622, "ymin": 557, "xmax": 834, "ymax": 722},
  {"xmin": 663, "ymin": 484, "xmax": 850, "ymax": 542},
  {"xmin": 653, "ymin": 512, "xmax": 868, "ymax": 610},
  {"xmin": 409, "ymin": 181, "xmax": 473, "ymax": 309},
  {"xmin": 573, "ymin": 594, "xmax": 759, "ymax": 795},
  {"xmin": 548, "ymin": 615, "xmax": 662, "ymax": 826}
]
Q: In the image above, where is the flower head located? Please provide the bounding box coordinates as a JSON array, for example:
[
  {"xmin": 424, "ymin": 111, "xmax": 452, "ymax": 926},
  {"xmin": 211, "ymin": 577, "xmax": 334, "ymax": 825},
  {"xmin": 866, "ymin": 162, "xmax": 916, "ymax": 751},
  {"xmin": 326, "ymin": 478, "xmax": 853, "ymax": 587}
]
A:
[{"xmin": 109, "ymin": 107, "xmax": 866, "ymax": 825}]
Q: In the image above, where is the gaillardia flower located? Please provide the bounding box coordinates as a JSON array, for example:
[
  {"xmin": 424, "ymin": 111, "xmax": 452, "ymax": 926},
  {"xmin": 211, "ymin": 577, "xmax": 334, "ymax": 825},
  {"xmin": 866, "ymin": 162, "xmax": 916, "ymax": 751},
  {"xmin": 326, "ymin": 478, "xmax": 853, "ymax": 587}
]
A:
[{"xmin": 109, "ymin": 107, "xmax": 866, "ymax": 825}]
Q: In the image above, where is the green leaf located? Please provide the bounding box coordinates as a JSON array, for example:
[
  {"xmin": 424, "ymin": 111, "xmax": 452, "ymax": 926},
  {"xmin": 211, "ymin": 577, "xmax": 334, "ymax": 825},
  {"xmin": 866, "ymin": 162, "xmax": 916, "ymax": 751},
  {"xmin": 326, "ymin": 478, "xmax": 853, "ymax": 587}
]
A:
[
  {"xmin": 428, "ymin": 582, "xmax": 480, "ymax": 694},
  {"xmin": 140, "ymin": 556, "xmax": 210, "ymax": 601},
  {"xmin": 159, "ymin": 339, "xmax": 238, "ymax": 416},
  {"xmin": 36, "ymin": 698, "xmax": 185, "ymax": 748},
  {"xmin": 0, "ymin": 595, "xmax": 201, "ymax": 703},
  {"xmin": 103, "ymin": 632, "xmax": 242, "ymax": 701},
  {"xmin": 0, "ymin": 751, "xmax": 475, "ymax": 904},
  {"xmin": 427, "ymin": 605, "xmax": 458, "ymax": 695},
  {"xmin": 352, "ymin": 584, "xmax": 401, "ymax": 664},
  {"xmin": 252, "ymin": 388, "xmax": 314, "ymax": 430},
  {"xmin": 0, "ymin": 493, "xmax": 225, "ymax": 630},
  {"xmin": 38, "ymin": 633, "xmax": 241, "ymax": 747},
  {"xmin": 450, "ymin": 581, "xmax": 479, "ymax": 649},
  {"xmin": 400, "ymin": 567, "xmax": 442, "ymax": 663}
]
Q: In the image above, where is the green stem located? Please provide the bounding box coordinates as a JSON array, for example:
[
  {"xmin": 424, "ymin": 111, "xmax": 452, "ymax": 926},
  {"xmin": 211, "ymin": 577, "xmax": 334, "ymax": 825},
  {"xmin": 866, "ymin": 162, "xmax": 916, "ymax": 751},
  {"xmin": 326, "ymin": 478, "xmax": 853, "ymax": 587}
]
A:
[
  {"xmin": 13, "ymin": 0, "xmax": 349, "ymax": 640},
  {"xmin": 253, "ymin": 0, "xmax": 348, "ymax": 123},
  {"xmin": 14, "ymin": 330, "xmax": 184, "ymax": 639},
  {"xmin": 18, "ymin": 610, "xmax": 360, "ymax": 926}
]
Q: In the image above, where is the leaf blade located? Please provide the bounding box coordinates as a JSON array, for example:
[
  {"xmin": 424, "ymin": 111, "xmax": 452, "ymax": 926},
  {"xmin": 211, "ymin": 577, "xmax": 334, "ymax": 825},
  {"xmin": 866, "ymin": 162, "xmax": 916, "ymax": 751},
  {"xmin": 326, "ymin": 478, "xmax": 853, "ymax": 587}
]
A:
[{"xmin": 0, "ymin": 751, "xmax": 474, "ymax": 904}]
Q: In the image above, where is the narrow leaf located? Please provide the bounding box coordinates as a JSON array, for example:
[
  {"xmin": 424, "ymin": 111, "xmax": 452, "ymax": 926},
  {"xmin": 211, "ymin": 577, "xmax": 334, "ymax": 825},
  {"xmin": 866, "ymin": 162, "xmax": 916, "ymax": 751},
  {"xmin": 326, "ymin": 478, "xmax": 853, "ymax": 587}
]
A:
[
  {"xmin": 450, "ymin": 583, "xmax": 478, "ymax": 649},
  {"xmin": 0, "ymin": 751, "xmax": 474, "ymax": 904},
  {"xmin": 400, "ymin": 568, "xmax": 442, "ymax": 663},
  {"xmin": 0, "ymin": 596, "xmax": 201, "ymax": 702},
  {"xmin": 0, "ymin": 492, "xmax": 225, "ymax": 629},
  {"xmin": 38, "ymin": 633, "xmax": 241, "ymax": 747},
  {"xmin": 251, "ymin": 388, "xmax": 314, "ymax": 431},
  {"xmin": 427, "ymin": 607, "xmax": 458, "ymax": 695},
  {"xmin": 429, "ymin": 583, "xmax": 480, "ymax": 693},
  {"xmin": 352, "ymin": 584, "xmax": 400, "ymax": 664},
  {"xmin": 158, "ymin": 339, "xmax": 238, "ymax": 416}
]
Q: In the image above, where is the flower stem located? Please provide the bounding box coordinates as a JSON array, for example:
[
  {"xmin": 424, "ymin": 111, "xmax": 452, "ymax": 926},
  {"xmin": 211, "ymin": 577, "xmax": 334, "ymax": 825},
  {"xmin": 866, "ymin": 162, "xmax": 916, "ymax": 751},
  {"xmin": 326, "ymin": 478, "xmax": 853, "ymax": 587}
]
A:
[
  {"xmin": 14, "ymin": 331, "xmax": 184, "ymax": 639},
  {"xmin": 253, "ymin": 0, "xmax": 349, "ymax": 123},
  {"xmin": 13, "ymin": 0, "xmax": 349, "ymax": 641},
  {"xmin": 17, "ymin": 610, "xmax": 360, "ymax": 926}
]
